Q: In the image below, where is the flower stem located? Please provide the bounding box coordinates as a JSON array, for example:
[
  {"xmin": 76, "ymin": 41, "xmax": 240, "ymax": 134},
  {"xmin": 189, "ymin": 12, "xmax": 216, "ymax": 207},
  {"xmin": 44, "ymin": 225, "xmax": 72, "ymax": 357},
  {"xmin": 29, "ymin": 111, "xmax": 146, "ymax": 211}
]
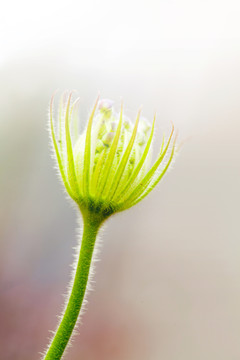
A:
[{"xmin": 43, "ymin": 212, "xmax": 102, "ymax": 360}]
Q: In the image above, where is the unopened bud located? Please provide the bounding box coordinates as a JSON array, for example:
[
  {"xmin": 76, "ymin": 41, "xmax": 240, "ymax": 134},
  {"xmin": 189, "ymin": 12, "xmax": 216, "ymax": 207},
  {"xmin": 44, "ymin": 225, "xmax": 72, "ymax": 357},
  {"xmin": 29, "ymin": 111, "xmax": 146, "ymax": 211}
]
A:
[
  {"xmin": 102, "ymin": 132, "xmax": 114, "ymax": 146},
  {"xmin": 95, "ymin": 139, "xmax": 104, "ymax": 152},
  {"xmin": 98, "ymin": 99, "xmax": 114, "ymax": 117}
]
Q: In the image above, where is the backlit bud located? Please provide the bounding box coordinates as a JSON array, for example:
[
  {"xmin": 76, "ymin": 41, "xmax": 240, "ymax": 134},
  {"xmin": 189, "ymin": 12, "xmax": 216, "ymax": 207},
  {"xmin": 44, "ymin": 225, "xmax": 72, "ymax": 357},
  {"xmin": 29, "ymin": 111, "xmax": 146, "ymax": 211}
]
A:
[
  {"xmin": 50, "ymin": 93, "xmax": 177, "ymax": 220},
  {"xmin": 102, "ymin": 132, "xmax": 114, "ymax": 146}
]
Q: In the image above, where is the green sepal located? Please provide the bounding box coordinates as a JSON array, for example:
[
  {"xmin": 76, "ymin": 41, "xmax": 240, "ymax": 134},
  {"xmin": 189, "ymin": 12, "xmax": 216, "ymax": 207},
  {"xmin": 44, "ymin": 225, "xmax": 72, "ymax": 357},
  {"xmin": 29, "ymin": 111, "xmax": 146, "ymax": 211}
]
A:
[
  {"xmin": 82, "ymin": 96, "xmax": 99, "ymax": 197},
  {"xmin": 50, "ymin": 95, "xmax": 78, "ymax": 202},
  {"xmin": 65, "ymin": 93, "xmax": 81, "ymax": 198},
  {"xmin": 70, "ymin": 97, "xmax": 81, "ymax": 143},
  {"xmin": 90, "ymin": 147, "xmax": 107, "ymax": 196}
]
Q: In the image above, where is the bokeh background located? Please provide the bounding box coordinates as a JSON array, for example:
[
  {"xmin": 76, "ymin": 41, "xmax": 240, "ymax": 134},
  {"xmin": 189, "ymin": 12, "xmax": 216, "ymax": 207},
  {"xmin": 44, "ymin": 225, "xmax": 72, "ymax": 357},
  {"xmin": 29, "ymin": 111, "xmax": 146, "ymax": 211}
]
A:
[{"xmin": 1, "ymin": 0, "xmax": 240, "ymax": 359}]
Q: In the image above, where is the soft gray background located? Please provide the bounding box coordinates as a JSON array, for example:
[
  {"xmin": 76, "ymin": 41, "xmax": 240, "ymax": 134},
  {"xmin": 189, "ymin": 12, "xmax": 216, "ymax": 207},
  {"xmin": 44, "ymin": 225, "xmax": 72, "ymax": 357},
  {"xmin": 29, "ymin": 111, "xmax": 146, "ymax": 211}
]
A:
[{"xmin": 0, "ymin": 0, "xmax": 240, "ymax": 359}]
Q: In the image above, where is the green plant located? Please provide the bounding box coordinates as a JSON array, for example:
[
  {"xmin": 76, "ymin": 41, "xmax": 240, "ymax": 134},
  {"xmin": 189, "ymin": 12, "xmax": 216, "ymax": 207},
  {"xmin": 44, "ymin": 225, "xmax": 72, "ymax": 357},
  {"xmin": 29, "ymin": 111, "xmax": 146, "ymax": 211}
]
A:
[{"xmin": 43, "ymin": 93, "xmax": 177, "ymax": 359}]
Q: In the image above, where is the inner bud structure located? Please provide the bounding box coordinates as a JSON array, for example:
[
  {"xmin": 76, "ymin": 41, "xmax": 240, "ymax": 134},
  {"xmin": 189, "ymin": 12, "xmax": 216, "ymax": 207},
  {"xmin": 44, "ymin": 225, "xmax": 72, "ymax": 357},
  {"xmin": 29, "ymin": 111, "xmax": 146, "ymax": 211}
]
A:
[{"xmin": 74, "ymin": 100, "xmax": 152, "ymax": 202}]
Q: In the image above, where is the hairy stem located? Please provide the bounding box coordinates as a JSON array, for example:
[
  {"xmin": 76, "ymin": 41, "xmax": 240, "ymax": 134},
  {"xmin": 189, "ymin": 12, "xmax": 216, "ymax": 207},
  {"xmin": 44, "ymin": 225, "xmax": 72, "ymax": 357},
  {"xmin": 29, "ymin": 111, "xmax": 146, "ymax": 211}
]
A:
[{"xmin": 43, "ymin": 212, "xmax": 102, "ymax": 360}]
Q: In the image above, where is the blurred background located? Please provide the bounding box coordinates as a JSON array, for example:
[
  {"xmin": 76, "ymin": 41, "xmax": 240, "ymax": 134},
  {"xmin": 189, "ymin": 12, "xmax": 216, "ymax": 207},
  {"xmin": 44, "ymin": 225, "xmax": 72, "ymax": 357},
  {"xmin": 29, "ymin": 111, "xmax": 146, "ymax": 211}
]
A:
[{"xmin": 0, "ymin": 0, "xmax": 240, "ymax": 359}]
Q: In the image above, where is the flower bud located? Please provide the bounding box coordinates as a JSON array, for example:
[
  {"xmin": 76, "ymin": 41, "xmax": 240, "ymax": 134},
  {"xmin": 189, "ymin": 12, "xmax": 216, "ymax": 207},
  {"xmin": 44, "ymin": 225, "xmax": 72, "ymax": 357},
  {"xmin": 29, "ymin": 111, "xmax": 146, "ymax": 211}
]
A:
[
  {"xmin": 102, "ymin": 132, "xmax": 114, "ymax": 146},
  {"xmin": 50, "ymin": 93, "xmax": 177, "ymax": 219}
]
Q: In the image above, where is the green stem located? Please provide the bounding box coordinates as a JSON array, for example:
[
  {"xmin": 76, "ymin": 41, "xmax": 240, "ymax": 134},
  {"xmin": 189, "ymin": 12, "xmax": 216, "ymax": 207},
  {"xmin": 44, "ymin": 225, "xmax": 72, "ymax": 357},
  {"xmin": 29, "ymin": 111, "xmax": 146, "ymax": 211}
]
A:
[{"xmin": 44, "ymin": 212, "xmax": 102, "ymax": 360}]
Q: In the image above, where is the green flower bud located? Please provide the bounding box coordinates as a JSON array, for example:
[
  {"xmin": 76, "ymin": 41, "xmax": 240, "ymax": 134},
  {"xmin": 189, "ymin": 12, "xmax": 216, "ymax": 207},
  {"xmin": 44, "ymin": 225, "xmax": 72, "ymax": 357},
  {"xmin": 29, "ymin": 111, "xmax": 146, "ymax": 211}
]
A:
[
  {"xmin": 102, "ymin": 132, "xmax": 115, "ymax": 146},
  {"xmin": 95, "ymin": 139, "xmax": 104, "ymax": 152},
  {"xmin": 50, "ymin": 92, "xmax": 177, "ymax": 221}
]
